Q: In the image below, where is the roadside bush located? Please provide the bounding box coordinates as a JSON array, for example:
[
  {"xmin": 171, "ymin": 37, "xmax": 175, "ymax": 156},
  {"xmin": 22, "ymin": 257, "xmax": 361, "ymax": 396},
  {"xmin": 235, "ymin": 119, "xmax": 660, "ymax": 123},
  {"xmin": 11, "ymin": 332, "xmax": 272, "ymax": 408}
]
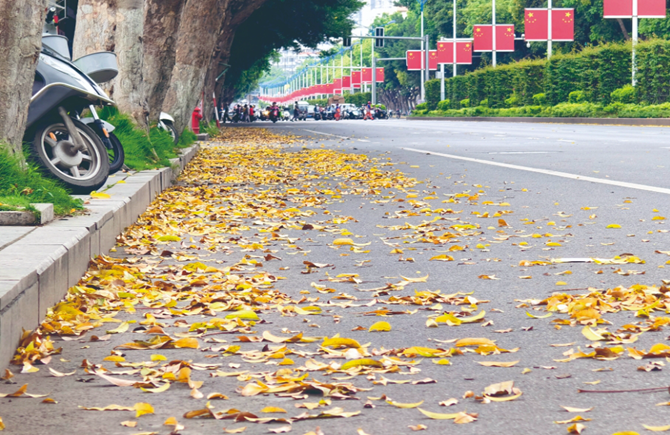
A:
[
  {"xmin": 611, "ymin": 85, "xmax": 636, "ymax": 104},
  {"xmin": 532, "ymin": 93, "xmax": 547, "ymax": 106},
  {"xmin": 479, "ymin": 99, "xmax": 489, "ymax": 107},
  {"xmin": 568, "ymin": 91, "xmax": 586, "ymax": 103},
  {"xmin": 460, "ymin": 99, "xmax": 470, "ymax": 108},
  {"xmin": 505, "ymin": 94, "xmax": 520, "ymax": 107},
  {"xmin": 437, "ymin": 99, "xmax": 451, "ymax": 111},
  {"xmin": 415, "ymin": 103, "xmax": 428, "ymax": 111},
  {"xmin": 425, "ymin": 79, "xmax": 441, "ymax": 110}
]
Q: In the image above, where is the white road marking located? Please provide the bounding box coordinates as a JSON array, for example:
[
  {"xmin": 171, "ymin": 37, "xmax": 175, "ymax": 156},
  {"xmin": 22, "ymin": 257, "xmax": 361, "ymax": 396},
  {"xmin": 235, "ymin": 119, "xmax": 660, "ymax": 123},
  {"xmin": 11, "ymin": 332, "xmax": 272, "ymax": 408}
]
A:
[
  {"xmin": 403, "ymin": 147, "xmax": 670, "ymax": 195},
  {"xmin": 358, "ymin": 139, "xmax": 371, "ymax": 142},
  {"xmin": 488, "ymin": 151, "xmax": 553, "ymax": 155},
  {"xmin": 558, "ymin": 139, "xmax": 574, "ymax": 142},
  {"xmin": 302, "ymin": 129, "xmax": 350, "ymax": 140}
]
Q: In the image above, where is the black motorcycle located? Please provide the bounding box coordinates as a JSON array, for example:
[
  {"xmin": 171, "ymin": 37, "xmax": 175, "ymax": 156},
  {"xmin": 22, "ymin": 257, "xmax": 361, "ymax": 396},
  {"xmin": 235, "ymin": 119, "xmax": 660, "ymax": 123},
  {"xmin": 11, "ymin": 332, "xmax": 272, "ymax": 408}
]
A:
[
  {"xmin": 26, "ymin": 38, "xmax": 115, "ymax": 193},
  {"xmin": 269, "ymin": 107, "xmax": 279, "ymax": 123}
]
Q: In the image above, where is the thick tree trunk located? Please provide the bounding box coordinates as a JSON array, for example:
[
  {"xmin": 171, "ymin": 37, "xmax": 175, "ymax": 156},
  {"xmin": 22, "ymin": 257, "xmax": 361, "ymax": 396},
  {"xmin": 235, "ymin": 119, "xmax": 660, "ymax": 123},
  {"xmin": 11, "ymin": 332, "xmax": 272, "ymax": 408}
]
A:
[
  {"xmin": 113, "ymin": 0, "xmax": 147, "ymax": 125},
  {"xmin": 161, "ymin": 0, "xmax": 229, "ymax": 134},
  {"xmin": 143, "ymin": 0, "xmax": 185, "ymax": 121},
  {"xmin": 0, "ymin": 0, "xmax": 47, "ymax": 157},
  {"xmin": 72, "ymin": 0, "xmax": 117, "ymax": 58},
  {"xmin": 73, "ymin": 0, "xmax": 147, "ymax": 126}
]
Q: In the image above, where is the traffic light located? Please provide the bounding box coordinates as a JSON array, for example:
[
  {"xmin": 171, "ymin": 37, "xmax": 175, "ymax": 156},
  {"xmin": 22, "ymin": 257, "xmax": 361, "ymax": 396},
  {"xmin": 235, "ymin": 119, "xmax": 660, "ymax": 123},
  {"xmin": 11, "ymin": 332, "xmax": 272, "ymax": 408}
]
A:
[
  {"xmin": 343, "ymin": 36, "xmax": 351, "ymax": 47},
  {"xmin": 375, "ymin": 27, "xmax": 384, "ymax": 47}
]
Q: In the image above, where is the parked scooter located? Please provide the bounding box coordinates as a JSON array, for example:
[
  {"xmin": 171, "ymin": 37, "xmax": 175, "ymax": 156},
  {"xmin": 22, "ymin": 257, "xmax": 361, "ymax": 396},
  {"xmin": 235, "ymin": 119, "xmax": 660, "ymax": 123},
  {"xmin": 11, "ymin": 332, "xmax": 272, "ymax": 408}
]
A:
[
  {"xmin": 26, "ymin": 37, "xmax": 115, "ymax": 193},
  {"xmin": 269, "ymin": 107, "xmax": 279, "ymax": 123},
  {"xmin": 158, "ymin": 112, "xmax": 179, "ymax": 144}
]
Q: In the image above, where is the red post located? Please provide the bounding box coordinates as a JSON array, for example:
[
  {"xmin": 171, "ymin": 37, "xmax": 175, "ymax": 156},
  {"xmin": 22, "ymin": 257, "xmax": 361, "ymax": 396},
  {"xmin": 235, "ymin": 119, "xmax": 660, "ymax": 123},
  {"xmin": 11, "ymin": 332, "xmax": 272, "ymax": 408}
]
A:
[{"xmin": 192, "ymin": 107, "xmax": 203, "ymax": 134}]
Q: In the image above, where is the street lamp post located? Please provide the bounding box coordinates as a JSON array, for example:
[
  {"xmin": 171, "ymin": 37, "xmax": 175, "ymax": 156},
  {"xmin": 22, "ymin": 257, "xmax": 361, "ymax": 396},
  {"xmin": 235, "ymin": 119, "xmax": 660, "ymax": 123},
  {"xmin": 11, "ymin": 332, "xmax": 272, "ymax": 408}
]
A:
[{"xmin": 418, "ymin": 0, "xmax": 428, "ymax": 100}]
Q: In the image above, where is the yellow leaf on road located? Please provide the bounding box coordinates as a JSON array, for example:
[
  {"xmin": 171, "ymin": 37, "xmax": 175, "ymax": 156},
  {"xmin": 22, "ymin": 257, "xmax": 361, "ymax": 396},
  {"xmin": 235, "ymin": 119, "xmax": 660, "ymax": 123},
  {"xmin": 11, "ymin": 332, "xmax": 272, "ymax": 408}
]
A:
[
  {"xmin": 417, "ymin": 408, "xmax": 460, "ymax": 419},
  {"xmin": 369, "ymin": 321, "xmax": 391, "ymax": 332},
  {"xmin": 134, "ymin": 402, "xmax": 154, "ymax": 418},
  {"xmin": 90, "ymin": 191, "xmax": 111, "ymax": 199},
  {"xmin": 643, "ymin": 425, "xmax": 670, "ymax": 432},
  {"xmin": 333, "ymin": 238, "xmax": 354, "ymax": 246},
  {"xmin": 476, "ymin": 361, "xmax": 519, "ymax": 368},
  {"xmin": 387, "ymin": 399, "xmax": 424, "ymax": 409}
]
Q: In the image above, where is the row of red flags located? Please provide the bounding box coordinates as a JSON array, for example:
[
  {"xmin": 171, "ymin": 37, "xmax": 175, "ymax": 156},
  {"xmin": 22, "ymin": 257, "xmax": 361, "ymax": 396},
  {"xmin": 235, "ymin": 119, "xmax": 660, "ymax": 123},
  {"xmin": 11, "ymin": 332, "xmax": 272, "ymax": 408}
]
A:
[
  {"xmin": 263, "ymin": 0, "xmax": 665, "ymax": 101},
  {"xmin": 260, "ymin": 68, "xmax": 384, "ymax": 102},
  {"xmin": 407, "ymin": 0, "xmax": 665, "ymax": 69}
]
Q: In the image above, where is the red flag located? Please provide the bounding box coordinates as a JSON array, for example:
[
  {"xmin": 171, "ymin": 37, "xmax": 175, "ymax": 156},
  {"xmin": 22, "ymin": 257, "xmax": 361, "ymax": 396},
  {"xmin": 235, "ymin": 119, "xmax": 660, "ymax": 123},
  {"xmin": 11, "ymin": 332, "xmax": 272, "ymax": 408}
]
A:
[
  {"xmin": 437, "ymin": 41, "xmax": 453, "ymax": 64},
  {"xmin": 342, "ymin": 75, "xmax": 351, "ymax": 90},
  {"xmin": 525, "ymin": 9, "xmax": 549, "ymax": 40},
  {"xmin": 496, "ymin": 25, "xmax": 515, "ymax": 51},
  {"xmin": 352, "ymin": 71, "xmax": 361, "ymax": 88},
  {"xmin": 457, "ymin": 40, "xmax": 474, "ymax": 64},
  {"xmin": 333, "ymin": 78, "xmax": 342, "ymax": 94},
  {"xmin": 552, "ymin": 9, "xmax": 575, "ymax": 41},
  {"xmin": 473, "ymin": 25, "xmax": 493, "ymax": 51},
  {"xmin": 603, "ymin": 0, "xmax": 632, "ymax": 17},
  {"xmin": 474, "ymin": 24, "xmax": 514, "ymax": 51},
  {"xmin": 429, "ymin": 50, "xmax": 439, "ymax": 70},
  {"xmin": 362, "ymin": 67, "xmax": 372, "ymax": 83},
  {"xmin": 374, "ymin": 67, "xmax": 384, "ymax": 82},
  {"xmin": 406, "ymin": 50, "xmax": 422, "ymax": 70},
  {"xmin": 639, "ymin": 0, "xmax": 666, "ymax": 17}
]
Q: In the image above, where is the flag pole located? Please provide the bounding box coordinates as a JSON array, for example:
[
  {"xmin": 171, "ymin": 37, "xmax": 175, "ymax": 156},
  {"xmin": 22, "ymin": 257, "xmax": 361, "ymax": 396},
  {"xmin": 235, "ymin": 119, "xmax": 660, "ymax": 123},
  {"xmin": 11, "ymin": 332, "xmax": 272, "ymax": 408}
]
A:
[
  {"xmin": 548, "ymin": 0, "xmax": 553, "ymax": 58},
  {"xmin": 632, "ymin": 0, "xmax": 638, "ymax": 86},
  {"xmin": 492, "ymin": 0, "xmax": 497, "ymax": 66},
  {"xmin": 453, "ymin": 0, "xmax": 458, "ymax": 78}
]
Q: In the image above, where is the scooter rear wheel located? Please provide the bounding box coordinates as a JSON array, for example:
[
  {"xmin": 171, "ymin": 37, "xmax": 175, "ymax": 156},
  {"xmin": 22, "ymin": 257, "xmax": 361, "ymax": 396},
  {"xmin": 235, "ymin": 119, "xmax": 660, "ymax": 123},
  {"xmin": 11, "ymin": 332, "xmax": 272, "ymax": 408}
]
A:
[
  {"xmin": 108, "ymin": 132, "xmax": 125, "ymax": 174},
  {"xmin": 31, "ymin": 117, "xmax": 110, "ymax": 194}
]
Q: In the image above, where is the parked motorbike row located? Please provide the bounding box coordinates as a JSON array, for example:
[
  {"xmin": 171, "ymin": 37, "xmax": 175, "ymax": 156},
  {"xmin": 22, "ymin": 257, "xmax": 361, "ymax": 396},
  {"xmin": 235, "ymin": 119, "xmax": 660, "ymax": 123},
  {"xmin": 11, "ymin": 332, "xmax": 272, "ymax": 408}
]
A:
[
  {"xmin": 312, "ymin": 106, "xmax": 388, "ymax": 121},
  {"xmin": 26, "ymin": 35, "xmax": 179, "ymax": 194}
]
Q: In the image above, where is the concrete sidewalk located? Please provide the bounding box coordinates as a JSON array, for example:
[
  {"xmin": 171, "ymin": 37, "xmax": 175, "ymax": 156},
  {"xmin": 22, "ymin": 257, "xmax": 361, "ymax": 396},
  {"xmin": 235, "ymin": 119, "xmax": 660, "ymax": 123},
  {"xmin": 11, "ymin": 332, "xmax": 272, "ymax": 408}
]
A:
[{"xmin": 0, "ymin": 144, "xmax": 200, "ymax": 368}]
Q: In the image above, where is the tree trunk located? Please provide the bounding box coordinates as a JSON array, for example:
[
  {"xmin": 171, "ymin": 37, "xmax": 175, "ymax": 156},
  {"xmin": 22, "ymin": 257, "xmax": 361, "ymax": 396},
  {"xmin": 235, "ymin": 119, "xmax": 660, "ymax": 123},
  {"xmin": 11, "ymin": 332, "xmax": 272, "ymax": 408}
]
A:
[
  {"xmin": 113, "ymin": 0, "xmax": 147, "ymax": 125},
  {"xmin": 161, "ymin": 0, "xmax": 230, "ymax": 134},
  {"xmin": 0, "ymin": 0, "xmax": 47, "ymax": 157},
  {"xmin": 143, "ymin": 0, "xmax": 185, "ymax": 122},
  {"xmin": 72, "ymin": 0, "xmax": 117, "ymax": 59},
  {"xmin": 617, "ymin": 18, "xmax": 630, "ymax": 40}
]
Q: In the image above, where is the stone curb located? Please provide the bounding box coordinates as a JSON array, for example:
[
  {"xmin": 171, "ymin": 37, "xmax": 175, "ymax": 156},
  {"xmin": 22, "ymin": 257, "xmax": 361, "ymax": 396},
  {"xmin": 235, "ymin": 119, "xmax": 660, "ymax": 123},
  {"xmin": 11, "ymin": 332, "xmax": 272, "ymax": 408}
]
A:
[
  {"xmin": 0, "ymin": 143, "xmax": 200, "ymax": 369},
  {"xmin": 408, "ymin": 116, "xmax": 670, "ymax": 126}
]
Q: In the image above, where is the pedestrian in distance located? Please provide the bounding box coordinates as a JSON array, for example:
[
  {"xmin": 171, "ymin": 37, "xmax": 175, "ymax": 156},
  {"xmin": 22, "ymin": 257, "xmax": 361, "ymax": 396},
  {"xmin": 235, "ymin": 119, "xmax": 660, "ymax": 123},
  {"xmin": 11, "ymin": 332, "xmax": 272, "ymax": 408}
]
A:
[
  {"xmin": 243, "ymin": 104, "xmax": 250, "ymax": 122},
  {"xmin": 363, "ymin": 101, "xmax": 374, "ymax": 120}
]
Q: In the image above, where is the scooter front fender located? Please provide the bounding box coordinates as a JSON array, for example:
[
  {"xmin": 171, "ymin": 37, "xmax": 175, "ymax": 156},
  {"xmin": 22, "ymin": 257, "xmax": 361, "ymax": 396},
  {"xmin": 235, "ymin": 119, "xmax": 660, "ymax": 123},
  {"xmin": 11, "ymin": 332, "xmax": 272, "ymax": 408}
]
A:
[{"xmin": 80, "ymin": 117, "xmax": 115, "ymax": 133}]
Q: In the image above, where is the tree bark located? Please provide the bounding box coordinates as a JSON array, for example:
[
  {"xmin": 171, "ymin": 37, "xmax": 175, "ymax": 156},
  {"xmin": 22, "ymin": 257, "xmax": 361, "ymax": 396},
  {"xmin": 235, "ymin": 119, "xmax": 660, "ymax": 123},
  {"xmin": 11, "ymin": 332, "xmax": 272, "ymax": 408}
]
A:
[
  {"xmin": 143, "ymin": 0, "xmax": 185, "ymax": 121},
  {"xmin": 617, "ymin": 18, "xmax": 630, "ymax": 40},
  {"xmin": 113, "ymin": 0, "xmax": 148, "ymax": 125},
  {"xmin": 0, "ymin": 0, "xmax": 48, "ymax": 157},
  {"xmin": 161, "ymin": 0, "xmax": 230, "ymax": 134},
  {"xmin": 72, "ymin": 0, "xmax": 117, "ymax": 58}
]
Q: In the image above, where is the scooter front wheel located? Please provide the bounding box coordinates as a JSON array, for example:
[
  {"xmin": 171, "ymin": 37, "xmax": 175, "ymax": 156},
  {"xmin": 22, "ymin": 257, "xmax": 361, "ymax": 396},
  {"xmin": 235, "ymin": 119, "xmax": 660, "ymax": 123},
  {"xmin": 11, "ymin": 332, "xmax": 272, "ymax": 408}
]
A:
[{"xmin": 31, "ymin": 117, "xmax": 110, "ymax": 194}]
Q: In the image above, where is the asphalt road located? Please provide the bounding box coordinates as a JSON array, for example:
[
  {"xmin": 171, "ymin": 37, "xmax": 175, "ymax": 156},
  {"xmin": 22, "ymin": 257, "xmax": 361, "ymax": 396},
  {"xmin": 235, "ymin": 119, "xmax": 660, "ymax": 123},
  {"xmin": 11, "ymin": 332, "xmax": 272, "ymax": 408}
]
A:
[{"xmin": 3, "ymin": 118, "xmax": 670, "ymax": 435}]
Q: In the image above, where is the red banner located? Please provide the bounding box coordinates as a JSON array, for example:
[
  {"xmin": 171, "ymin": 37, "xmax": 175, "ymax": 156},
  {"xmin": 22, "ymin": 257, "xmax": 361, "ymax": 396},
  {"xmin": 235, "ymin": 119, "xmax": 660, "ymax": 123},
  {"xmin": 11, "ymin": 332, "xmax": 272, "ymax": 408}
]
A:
[
  {"xmin": 352, "ymin": 71, "xmax": 361, "ymax": 88},
  {"xmin": 333, "ymin": 78, "xmax": 342, "ymax": 95},
  {"xmin": 342, "ymin": 75, "xmax": 351, "ymax": 90},
  {"xmin": 457, "ymin": 41, "xmax": 474, "ymax": 64},
  {"xmin": 525, "ymin": 9, "xmax": 574, "ymax": 41},
  {"xmin": 603, "ymin": 0, "xmax": 633, "ymax": 17},
  {"xmin": 639, "ymin": 0, "xmax": 666, "ymax": 17},
  {"xmin": 552, "ymin": 9, "xmax": 575, "ymax": 41},
  {"xmin": 362, "ymin": 68, "xmax": 372, "ymax": 83},
  {"xmin": 437, "ymin": 41, "xmax": 453, "ymax": 64},
  {"xmin": 474, "ymin": 24, "xmax": 515, "ymax": 51},
  {"xmin": 406, "ymin": 51, "xmax": 422, "ymax": 70},
  {"xmin": 376, "ymin": 67, "xmax": 385, "ymax": 82}
]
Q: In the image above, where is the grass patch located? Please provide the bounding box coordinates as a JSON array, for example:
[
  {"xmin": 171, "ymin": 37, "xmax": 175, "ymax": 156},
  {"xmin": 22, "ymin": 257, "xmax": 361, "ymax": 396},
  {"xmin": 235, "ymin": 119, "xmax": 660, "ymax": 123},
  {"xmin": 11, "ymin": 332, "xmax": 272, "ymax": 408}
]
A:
[
  {"xmin": 100, "ymin": 107, "xmax": 180, "ymax": 171},
  {"xmin": 0, "ymin": 145, "xmax": 82, "ymax": 216},
  {"xmin": 201, "ymin": 121, "xmax": 221, "ymax": 138},
  {"xmin": 177, "ymin": 129, "xmax": 197, "ymax": 148}
]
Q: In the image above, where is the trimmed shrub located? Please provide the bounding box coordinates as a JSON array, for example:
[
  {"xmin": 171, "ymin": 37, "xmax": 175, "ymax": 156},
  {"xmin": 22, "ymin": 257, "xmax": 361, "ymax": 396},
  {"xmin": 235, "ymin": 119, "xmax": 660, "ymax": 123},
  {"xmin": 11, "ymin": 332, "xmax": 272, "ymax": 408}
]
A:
[
  {"xmin": 460, "ymin": 99, "xmax": 470, "ymax": 108},
  {"xmin": 532, "ymin": 93, "xmax": 547, "ymax": 106},
  {"xmin": 568, "ymin": 91, "xmax": 586, "ymax": 103},
  {"xmin": 437, "ymin": 99, "xmax": 451, "ymax": 111},
  {"xmin": 425, "ymin": 79, "xmax": 441, "ymax": 110},
  {"xmin": 611, "ymin": 85, "xmax": 636, "ymax": 104},
  {"xmin": 415, "ymin": 102, "xmax": 428, "ymax": 111}
]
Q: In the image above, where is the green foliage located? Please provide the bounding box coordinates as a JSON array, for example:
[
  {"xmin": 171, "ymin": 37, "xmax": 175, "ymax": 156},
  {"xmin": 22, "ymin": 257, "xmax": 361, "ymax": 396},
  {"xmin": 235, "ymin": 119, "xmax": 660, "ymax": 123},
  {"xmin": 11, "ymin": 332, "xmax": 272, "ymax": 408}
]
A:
[
  {"xmin": 532, "ymin": 93, "xmax": 548, "ymax": 106},
  {"xmin": 460, "ymin": 99, "xmax": 470, "ymax": 108},
  {"xmin": 0, "ymin": 144, "xmax": 82, "ymax": 216},
  {"xmin": 635, "ymin": 39, "xmax": 670, "ymax": 104},
  {"xmin": 100, "ymin": 107, "xmax": 179, "ymax": 170},
  {"xmin": 505, "ymin": 94, "xmax": 520, "ymax": 107},
  {"xmin": 415, "ymin": 103, "xmax": 428, "ymax": 111},
  {"xmin": 568, "ymin": 91, "xmax": 586, "ymax": 103},
  {"xmin": 425, "ymin": 79, "xmax": 441, "ymax": 110},
  {"xmin": 437, "ymin": 99, "xmax": 451, "ymax": 111},
  {"xmin": 345, "ymin": 92, "xmax": 371, "ymax": 107},
  {"xmin": 202, "ymin": 121, "xmax": 221, "ymax": 138},
  {"xmin": 479, "ymin": 99, "xmax": 488, "ymax": 107},
  {"xmin": 177, "ymin": 129, "xmax": 197, "ymax": 149},
  {"xmin": 610, "ymin": 85, "xmax": 636, "ymax": 104}
]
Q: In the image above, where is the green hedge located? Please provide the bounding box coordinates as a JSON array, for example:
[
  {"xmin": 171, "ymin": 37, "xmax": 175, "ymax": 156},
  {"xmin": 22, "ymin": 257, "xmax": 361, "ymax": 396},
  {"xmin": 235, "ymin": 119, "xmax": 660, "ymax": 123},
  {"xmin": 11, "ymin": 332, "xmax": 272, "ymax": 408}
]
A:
[{"xmin": 432, "ymin": 39, "xmax": 670, "ymax": 110}]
